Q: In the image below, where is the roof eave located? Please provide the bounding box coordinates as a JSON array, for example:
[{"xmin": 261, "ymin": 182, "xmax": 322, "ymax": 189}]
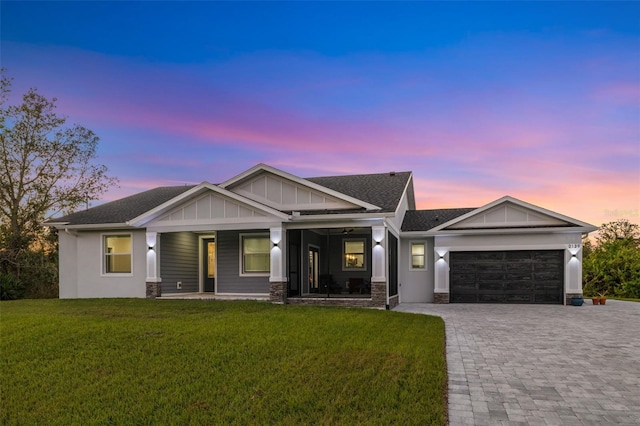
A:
[
  {"xmin": 291, "ymin": 212, "xmax": 395, "ymax": 222},
  {"xmin": 402, "ymin": 225, "xmax": 597, "ymax": 237},
  {"xmin": 48, "ymin": 223, "xmax": 135, "ymax": 231}
]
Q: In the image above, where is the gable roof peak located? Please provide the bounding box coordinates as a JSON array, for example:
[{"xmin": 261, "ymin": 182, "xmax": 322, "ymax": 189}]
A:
[{"xmin": 221, "ymin": 163, "xmax": 381, "ymax": 211}]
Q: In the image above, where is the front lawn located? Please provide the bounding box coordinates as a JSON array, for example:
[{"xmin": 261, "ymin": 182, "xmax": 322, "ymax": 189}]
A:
[{"xmin": 1, "ymin": 299, "xmax": 447, "ymax": 425}]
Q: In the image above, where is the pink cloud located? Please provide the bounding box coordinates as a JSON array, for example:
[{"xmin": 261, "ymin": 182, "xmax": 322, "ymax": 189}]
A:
[
  {"xmin": 4, "ymin": 41, "xmax": 638, "ymax": 227},
  {"xmin": 593, "ymin": 82, "xmax": 640, "ymax": 105}
]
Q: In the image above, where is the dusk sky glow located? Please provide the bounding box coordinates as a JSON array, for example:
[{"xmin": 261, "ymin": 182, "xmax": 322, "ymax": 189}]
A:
[{"xmin": 2, "ymin": 1, "xmax": 639, "ymax": 226}]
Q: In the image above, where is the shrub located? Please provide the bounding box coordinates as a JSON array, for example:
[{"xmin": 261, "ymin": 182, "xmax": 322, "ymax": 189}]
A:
[
  {"xmin": 615, "ymin": 279, "xmax": 640, "ymax": 299},
  {"xmin": 0, "ymin": 273, "xmax": 25, "ymax": 300}
]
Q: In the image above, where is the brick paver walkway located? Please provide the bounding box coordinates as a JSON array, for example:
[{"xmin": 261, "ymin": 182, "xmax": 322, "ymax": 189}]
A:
[{"xmin": 396, "ymin": 301, "xmax": 640, "ymax": 425}]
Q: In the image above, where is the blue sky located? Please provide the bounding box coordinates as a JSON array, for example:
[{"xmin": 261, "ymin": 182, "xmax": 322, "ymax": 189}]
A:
[{"xmin": 2, "ymin": 1, "xmax": 639, "ymax": 225}]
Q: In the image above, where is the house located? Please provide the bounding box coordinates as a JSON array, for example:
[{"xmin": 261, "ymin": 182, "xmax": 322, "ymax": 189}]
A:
[{"xmin": 45, "ymin": 164, "xmax": 597, "ymax": 307}]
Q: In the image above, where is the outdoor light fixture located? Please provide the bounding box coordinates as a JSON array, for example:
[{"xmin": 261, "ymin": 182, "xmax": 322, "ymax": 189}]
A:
[{"xmin": 376, "ymin": 241, "xmax": 381, "ymax": 245}]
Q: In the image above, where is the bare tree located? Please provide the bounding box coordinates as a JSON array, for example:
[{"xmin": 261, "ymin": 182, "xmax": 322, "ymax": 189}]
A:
[{"xmin": 0, "ymin": 69, "xmax": 117, "ymax": 280}]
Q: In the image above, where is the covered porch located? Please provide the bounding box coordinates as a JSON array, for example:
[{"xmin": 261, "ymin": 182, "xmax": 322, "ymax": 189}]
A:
[{"xmin": 144, "ymin": 223, "xmax": 398, "ymax": 308}]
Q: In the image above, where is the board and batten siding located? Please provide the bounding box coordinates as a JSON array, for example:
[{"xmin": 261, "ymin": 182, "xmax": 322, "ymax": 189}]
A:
[
  {"xmin": 217, "ymin": 230, "xmax": 270, "ymax": 294},
  {"xmin": 160, "ymin": 232, "xmax": 199, "ymax": 293}
]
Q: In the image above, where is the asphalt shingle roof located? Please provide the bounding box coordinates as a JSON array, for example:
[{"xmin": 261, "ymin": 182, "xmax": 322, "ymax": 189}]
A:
[
  {"xmin": 306, "ymin": 171, "xmax": 413, "ymax": 213},
  {"xmin": 46, "ymin": 185, "xmax": 196, "ymax": 226},
  {"xmin": 46, "ymin": 170, "xmax": 414, "ymax": 226},
  {"xmin": 401, "ymin": 208, "xmax": 477, "ymax": 232}
]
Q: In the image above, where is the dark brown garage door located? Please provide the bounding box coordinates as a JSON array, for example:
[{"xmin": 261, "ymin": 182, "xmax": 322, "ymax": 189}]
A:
[{"xmin": 450, "ymin": 250, "xmax": 564, "ymax": 304}]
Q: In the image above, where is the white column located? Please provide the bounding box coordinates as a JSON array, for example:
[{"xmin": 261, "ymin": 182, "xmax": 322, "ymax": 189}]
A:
[
  {"xmin": 270, "ymin": 227, "xmax": 287, "ymax": 282},
  {"xmin": 434, "ymin": 248, "xmax": 449, "ymax": 293},
  {"xmin": 566, "ymin": 244, "xmax": 583, "ymax": 295},
  {"xmin": 371, "ymin": 226, "xmax": 386, "ymax": 282},
  {"xmin": 146, "ymin": 232, "xmax": 161, "ymax": 283}
]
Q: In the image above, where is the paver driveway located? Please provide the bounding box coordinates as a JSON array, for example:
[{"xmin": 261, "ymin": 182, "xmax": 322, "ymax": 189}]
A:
[{"xmin": 396, "ymin": 300, "xmax": 640, "ymax": 425}]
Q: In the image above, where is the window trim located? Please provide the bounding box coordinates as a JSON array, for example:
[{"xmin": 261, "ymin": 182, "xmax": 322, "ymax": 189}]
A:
[
  {"xmin": 239, "ymin": 233, "xmax": 271, "ymax": 277},
  {"xmin": 410, "ymin": 241, "xmax": 427, "ymax": 270},
  {"xmin": 342, "ymin": 238, "xmax": 367, "ymax": 271},
  {"xmin": 101, "ymin": 233, "xmax": 134, "ymax": 277}
]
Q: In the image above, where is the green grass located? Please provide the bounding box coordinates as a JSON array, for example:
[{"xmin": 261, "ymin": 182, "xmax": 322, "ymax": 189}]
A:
[{"xmin": 0, "ymin": 299, "xmax": 447, "ymax": 425}]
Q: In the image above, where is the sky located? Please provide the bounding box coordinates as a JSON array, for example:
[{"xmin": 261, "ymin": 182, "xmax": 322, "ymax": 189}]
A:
[{"xmin": 2, "ymin": 1, "xmax": 639, "ymax": 227}]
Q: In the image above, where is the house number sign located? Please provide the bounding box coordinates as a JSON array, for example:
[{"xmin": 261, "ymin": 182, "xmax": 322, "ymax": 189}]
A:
[{"xmin": 568, "ymin": 244, "xmax": 580, "ymax": 249}]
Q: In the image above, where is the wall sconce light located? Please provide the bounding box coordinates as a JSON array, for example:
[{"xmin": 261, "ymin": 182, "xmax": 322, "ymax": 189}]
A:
[
  {"xmin": 439, "ymin": 254, "xmax": 445, "ymax": 259},
  {"xmin": 273, "ymin": 242, "xmax": 279, "ymax": 248},
  {"xmin": 572, "ymin": 254, "xmax": 577, "ymax": 258},
  {"xmin": 375, "ymin": 241, "xmax": 381, "ymax": 245},
  {"xmin": 148, "ymin": 246, "xmax": 154, "ymax": 251}
]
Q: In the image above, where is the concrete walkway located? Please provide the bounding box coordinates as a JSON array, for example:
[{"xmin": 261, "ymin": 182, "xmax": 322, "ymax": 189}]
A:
[{"xmin": 395, "ymin": 301, "xmax": 640, "ymax": 425}]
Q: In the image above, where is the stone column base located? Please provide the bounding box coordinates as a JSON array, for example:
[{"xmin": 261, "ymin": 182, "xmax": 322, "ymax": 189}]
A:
[
  {"xmin": 146, "ymin": 282, "xmax": 161, "ymax": 299},
  {"xmin": 434, "ymin": 292, "xmax": 449, "ymax": 304},
  {"xmin": 269, "ymin": 281, "xmax": 287, "ymax": 304},
  {"xmin": 566, "ymin": 293, "xmax": 583, "ymax": 305},
  {"xmin": 388, "ymin": 295, "xmax": 400, "ymax": 310},
  {"xmin": 371, "ymin": 280, "xmax": 387, "ymax": 308}
]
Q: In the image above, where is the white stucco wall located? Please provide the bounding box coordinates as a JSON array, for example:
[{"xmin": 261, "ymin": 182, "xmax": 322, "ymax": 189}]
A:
[
  {"xmin": 59, "ymin": 230, "xmax": 147, "ymax": 298},
  {"xmin": 399, "ymin": 237, "xmax": 434, "ymax": 303},
  {"xmin": 433, "ymin": 231, "xmax": 584, "ymax": 299},
  {"xmin": 58, "ymin": 231, "xmax": 78, "ymax": 299}
]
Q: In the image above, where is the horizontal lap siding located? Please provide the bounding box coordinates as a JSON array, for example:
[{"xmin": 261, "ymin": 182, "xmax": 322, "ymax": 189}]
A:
[
  {"xmin": 217, "ymin": 230, "xmax": 269, "ymax": 294},
  {"xmin": 160, "ymin": 232, "xmax": 199, "ymax": 293}
]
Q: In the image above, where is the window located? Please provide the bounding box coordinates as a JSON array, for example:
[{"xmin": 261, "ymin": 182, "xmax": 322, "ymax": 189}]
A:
[
  {"xmin": 411, "ymin": 242, "xmax": 426, "ymax": 269},
  {"xmin": 241, "ymin": 234, "xmax": 270, "ymax": 274},
  {"xmin": 104, "ymin": 234, "xmax": 132, "ymax": 274},
  {"xmin": 343, "ymin": 239, "xmax": 366, "ymax": 270}
]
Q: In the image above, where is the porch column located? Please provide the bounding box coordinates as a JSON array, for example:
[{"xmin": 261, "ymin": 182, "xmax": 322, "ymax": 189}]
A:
[
  {"xmin": 371, "ymin": 226, "xmax": 387, "ymax": 307},
  {"xmin": 565, "ymin": 243, "xmax": 583, "ymax": 305},
  {"xmin": 269, "ymin": 227, "xmax": 287, "ymax": 303},
  {"xmin": 434, "ymin": 247, "xmax": 450, "ymax": 303},
  {"xmin": 145, "ymin": 232, "xmax": 162, "ymax": 298}
]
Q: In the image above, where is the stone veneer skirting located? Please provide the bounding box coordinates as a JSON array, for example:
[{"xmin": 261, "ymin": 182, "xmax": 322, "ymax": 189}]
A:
[
  {"xmin": 279, "ymin": 280, "xmax": 389, "ymax": 309},
  {"xmin": 146, "ymin": 282, "xmax": 162, "ymax": 299},
  {"xmin": 434, "ymin": 292, "xmax": 450, "ymax": 304},
  {"xmin": 269, "ymin": 281, "xmax": 287, "ymax": 304},
  {"xmin": 565, "ymin": 293, "xmax": 583, "ymax": 306},
  {"xmin": 288, "ymin": 297, "xmax": 379, "ymax": 308},
  {"xmin": 388, "ymin": 295, "xmax": 399, "ymax": 310}
]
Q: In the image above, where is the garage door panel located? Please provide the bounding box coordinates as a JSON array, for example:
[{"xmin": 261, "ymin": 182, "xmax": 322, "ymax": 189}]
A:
[
  {"xmin": 507, "ymin": 272, "xmax": 532, "ymax": 280},
  {"xmin": 504, "ymin": 294, "xmax": 532, "ymax": 303},
  {"xmin": 450, "ymin": 250, "xmax": 564, "ymax": 304},
  {"xmin": 504, "ymin": 282, "xmax": 533, "ymax": 291},
  {"xmin": 479, "ymin": 272, "xmax": 505, "ymax": 281},
  {"xmin": 534, "ymin": 270, "xmax": 562, "ymax": 280},
  {"xmin": 505, "ymin": 252, "xmax": 532, "ymax": 261},
  {"xmin": 451, "ymin": 293, "xmax": 477, "ymax": 303},
  {"xmin": 452, "ymin": 273, "xmax": 476, "ymax": 282},
  {"xmin": 478, "ymin": 281, "xmax": 503, "ymax": 291}
]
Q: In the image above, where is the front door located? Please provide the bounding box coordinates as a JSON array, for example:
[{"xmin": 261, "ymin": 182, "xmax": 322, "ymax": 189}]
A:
[{"xmin": 202, "ymin": 238, "xmax": 216, "ymax": 292}]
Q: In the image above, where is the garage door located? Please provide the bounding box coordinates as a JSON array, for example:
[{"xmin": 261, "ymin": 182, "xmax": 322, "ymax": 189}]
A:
[{"xmin": 450, "ymin": 250, "xmax": 564, "ymax": 304}]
